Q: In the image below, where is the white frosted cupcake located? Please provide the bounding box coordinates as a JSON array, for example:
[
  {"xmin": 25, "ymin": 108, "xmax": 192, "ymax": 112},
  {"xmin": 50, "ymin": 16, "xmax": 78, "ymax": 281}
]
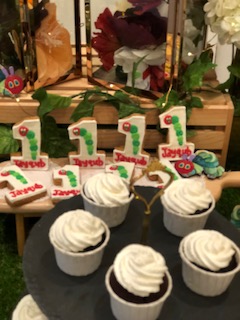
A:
[
  {"xmin": 49, "ymin": 209, "xmax": 110, "ymax": 276},
  {"xmin": 161, "ymin": 178, "xmax": 215, "ymax": 237},
  {"xmin": 105, "ymin": 244, "xmax": 172, "ymax": 320},
  {"xmin": 12, "ymin": 294, "xmax": 48, "ymax": 320},
  {"xmin": 82, "ymin": 172, "xmax": 134, "ymax": 227},
  {"xmin": 179, "ymin": 229, "xmax": 240, "ymax": 296}
]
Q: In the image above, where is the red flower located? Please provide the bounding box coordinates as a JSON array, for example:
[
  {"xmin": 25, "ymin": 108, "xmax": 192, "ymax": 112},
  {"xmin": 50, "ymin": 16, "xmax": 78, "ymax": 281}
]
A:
[
  {"xmin": 149, "ymin": 66, "xmax": 165, "ymax": 91},
  {"xmin": 92, "ymin": 8, "xmax": 122, "ymax": 71},
  {"xmin": 92, "ymin": 7, "xmax": 167, "ymax": 71},
  {"xmin": 127, "ymin": 0, "xmax": 163, "ymax": 14}
]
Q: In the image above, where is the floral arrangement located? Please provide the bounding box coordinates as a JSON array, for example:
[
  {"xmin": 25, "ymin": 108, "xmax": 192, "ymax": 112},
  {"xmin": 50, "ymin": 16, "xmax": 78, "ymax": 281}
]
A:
[
  {"xmin": 203, "ymin": 0, "xmax": 240, "ymax": 114},
  {"xmin": 91, "ymin": 0, "xmax": 168, "ymax": 91},
  {"xmin": 204, "ymin": 0, "xmax": 240, "ymax": 48}
]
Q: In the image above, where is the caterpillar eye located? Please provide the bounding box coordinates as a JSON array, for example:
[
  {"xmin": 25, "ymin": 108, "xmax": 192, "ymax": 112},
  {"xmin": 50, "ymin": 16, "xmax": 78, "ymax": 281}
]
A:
[
  {"xmin": 8, "ymin": 81, "xmax": 14, "ymax": 89},
  {"xmin": 179, "ymin": 162, "xmax": 184, "ymax": 168},
  {"xmin": 185, "ymin": 164, "xmax": 191, "ymax": 169},
  {"xmin": 14, "ymin": 79, "xmax": 20, "ymax": 86}
]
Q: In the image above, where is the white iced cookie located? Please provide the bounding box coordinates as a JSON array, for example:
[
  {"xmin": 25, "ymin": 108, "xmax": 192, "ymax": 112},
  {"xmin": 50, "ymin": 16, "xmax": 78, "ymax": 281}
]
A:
[
  {"xmin": 83, "ymin": 172, "xmax": 130, "ymax": 206},
  {"xmin": 105, "ymin": 162, "xmax": 135, "ymax": 184},
  {"xmin": 51, "ymin": 165, "xmax": 81, "ymax": 203},
  {"xmin": 0, "ymin": 165, "xmax": 47, "ymax": 206},
  {"xmin": 12, "ymin": 294, "xmax": 48, "ymax": 320},
  {"xmin": 49, "ymin": 209, "xmax": 106, "ymax": 252},
  {"xmin": 113, "ymin": 244, "xmax": 168, "ymax": 297},
  {"xmin": 11, "ymin": 117, "xmax": 49, "ymax": 170},
  {"xmin": 161, "ymin": 178, "xmax": 213, "ymax": 215},
  {"xmin": 182, "ymin": 230, "xmax": 235, "ymax": 271}
]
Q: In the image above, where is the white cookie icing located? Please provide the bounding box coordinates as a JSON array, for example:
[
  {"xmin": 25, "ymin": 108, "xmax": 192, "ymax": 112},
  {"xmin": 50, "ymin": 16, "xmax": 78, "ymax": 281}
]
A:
[
  {"xmin": 83, "ymin": 172, "xmax": 130, "ymax": 206},
  {"xmin": 161, "ymin": 178, "xmax": 213, "ymax": 215},
  {"xmin": 49, "ymin": 210, "xmax": 105, "ymax": 252},
  {"xmin": 182, "ymin": 230, "xmax": 235, "ymax": 271},
  {"xmin": 12, "ymin": 294, "xmax": 48, "ymax": 320},
  {"xmin": 113, "ymin": 244, "xmax": 168, "ymax": 297}
]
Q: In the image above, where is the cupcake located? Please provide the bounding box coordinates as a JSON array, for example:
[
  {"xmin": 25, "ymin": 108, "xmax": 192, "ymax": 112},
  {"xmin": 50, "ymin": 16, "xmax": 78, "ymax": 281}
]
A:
[
  {"xmin": 105, "ymin": 244, "xmax": 172, "ymax": 320},
  {"xmin": 49, "ymin": 209, "xmax": 110, "ymax": 276},
  {"xmin": 179, "ymin": 229, "xmax": 240, "ymax": 296},
  {"xmin": 161, "ymin": 178, "xmax": 215, "ymax": 237},
  {"xmin": 12, "ymin": 294, "xmax": 48, "ymax": 320},
  {"xmin": 82, "ymin": 172, "xmax": 134, "ymax": 227}
]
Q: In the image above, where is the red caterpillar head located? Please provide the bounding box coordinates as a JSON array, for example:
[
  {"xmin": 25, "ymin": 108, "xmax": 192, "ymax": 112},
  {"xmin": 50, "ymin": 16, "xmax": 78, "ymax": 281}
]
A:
[{"xmin": 1, "ymin": 66, "xmax": 24, "ymax": 95}]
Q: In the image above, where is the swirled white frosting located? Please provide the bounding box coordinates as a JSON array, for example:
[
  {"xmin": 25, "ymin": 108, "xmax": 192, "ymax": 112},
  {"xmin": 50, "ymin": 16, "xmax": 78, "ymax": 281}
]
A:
[
  {"xmin": 113, "ymin": 244, "xmax": 168, "ymax": 297},
  {"xmin": 84, "ymin": 172, "xmax": 130, "ymax": 206},
  {"xmin": 49, "ymin": 209, "xmax": 106, "ymax": 252},
  {"xmin": 182, "ymin": 230, "xmax": 235, "ymax": 271},
  {"xmin": 161, "ymin": 178, "xmax": 213, "ymax": 215},
  {"xmin": 12, "ymin": 294, "xmax": 48, "ymax": 320}
]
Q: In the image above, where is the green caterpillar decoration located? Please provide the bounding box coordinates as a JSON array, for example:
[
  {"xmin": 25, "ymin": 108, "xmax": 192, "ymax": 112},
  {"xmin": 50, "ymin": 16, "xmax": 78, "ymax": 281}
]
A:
[
  {"xmin": 122, "ymin": 122, "xmax": 140, "ymax": 155},
  {"xmin": 19, "ymin": 126, "xmax": 38, "ymax": 160},
  {"xmin": 73, "ymin": 127, "xmax": 94, "ymax": 156}
]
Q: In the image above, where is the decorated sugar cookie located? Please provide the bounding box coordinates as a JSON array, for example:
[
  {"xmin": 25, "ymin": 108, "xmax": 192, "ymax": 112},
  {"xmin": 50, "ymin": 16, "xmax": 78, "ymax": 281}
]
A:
[
  {"xmin": 11, "ymin": 117, "xmax": 49, "ymax": 170},
  {"xmin": 51, "ymin": 165, "xmax": 81, "ymax": 203},
  {"xmin": 147, "ymin": 159, "xmax": 181, "ymax": 187},
  {"xmin": 68, "ymin": 117, "xmax": 106, "ymax": 168},
  {"xmin": 158, "ymin": 106, "xmax": 195, "ymax": 161},
  {"xmin": 105, "ymin": 162, "xmax": 135, "ymax": 183},
  {"xmin": 113, "ymin": 114, "xmax": 150, "ymax": 168},
  {"xmin": 0, "ymin": 165, "xmax": 47, "ymax": 206}
]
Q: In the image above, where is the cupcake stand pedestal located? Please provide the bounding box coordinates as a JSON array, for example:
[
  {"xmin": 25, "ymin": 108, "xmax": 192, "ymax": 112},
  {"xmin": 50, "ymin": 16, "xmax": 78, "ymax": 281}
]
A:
[{"xmin": 22, "ymin": 187, "xmax": 240, "ymax": 320}]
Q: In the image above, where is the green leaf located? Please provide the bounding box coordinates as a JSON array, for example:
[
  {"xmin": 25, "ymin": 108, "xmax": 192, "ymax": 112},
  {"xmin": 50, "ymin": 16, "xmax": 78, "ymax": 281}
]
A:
[
  {"xmin": 228, "ymin": 63, "xmax": 240, "ymax": 78},
  {"xmin": 155, "ymin": 90, "xmax": 180, "ymax": 111},
  {"xmin": 132, "ymin": 55, "xmax": 147, "ymax": 88},
  {"xmin": 118, "ymin": 103, "xmax": 145, "ymax": 118},
  {"xmin": 0, "ymin": 125, "xmax": 19, "ymax": 154},
  {"xmin": 41, "ymin": 116, "xmax": 76, "ymax": 157},
  {"xmin": 189, "ymin": 96, "xmax": 203, "ymax": 108},
  {"xmin": 182, "ymin": 53, "xmax": 216, "ymax": 92},
  {"xmin": 216, "ymin": 74, "xmax": 235, "ymax": 92},
  {"xmin": 32, "ymin": 88, "xmax": 72, "ymax": 118},
  {"xmin": 70, "ymin": 99, "xmax": 94, "ymax": 122}
]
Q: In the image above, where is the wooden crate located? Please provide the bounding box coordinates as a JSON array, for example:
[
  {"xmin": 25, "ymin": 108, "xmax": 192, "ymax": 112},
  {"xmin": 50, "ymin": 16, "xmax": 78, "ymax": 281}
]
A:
[{"xmin": 0, "ymin": 78, "xmax": 234, "ymax": 166}]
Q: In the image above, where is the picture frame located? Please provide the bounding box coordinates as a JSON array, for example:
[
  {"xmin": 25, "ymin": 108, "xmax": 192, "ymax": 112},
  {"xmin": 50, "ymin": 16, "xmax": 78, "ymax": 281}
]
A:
[
  {"xmin": 19, "ymin": 0, "xmax": 82, "ymax": 91},
  {"xmin": 85, "ymin": 0, "xmax": 205, "ymax": 96},
  {"xmin": 85, "ymin": 0, "xmax": 184, "ymax": 95}
]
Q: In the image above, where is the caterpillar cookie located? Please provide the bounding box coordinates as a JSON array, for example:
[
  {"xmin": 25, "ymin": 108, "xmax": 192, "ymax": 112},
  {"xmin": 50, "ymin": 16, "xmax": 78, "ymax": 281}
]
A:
[
  {"xmin": 51, "ymin": 165, "xmax": 81, "ymax": 203},
  {"xmin": 11, "ymin": 117, "xmax": 49, "ymax": 170},
  {"xmin": 105, "ymin": 162, "xmax": 135, "ymax": 184},
  {"xmin": 113, "ymin": 114, "xmax": 150, "ymax": 168},
  {"xmin": 0, "ymin": 165, "xmax": 47, "ymax": 206},
  {"xmin": 68, "ymin": 117, "xmax": 106, "ymax": 168}
]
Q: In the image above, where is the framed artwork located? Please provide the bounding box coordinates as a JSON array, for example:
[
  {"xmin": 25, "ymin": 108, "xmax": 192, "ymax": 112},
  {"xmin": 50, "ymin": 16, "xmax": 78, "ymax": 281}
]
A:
[
  {"xmin": 85, "ymin": 0, "xmax": 207, "ymax": 93},
  {"xmin": 85, "ymin": 0, "xmax": 184, "ymax": 95},
  {"xmin": 18, "ymin": 0, "xmax": 82, "ymax": 91}
]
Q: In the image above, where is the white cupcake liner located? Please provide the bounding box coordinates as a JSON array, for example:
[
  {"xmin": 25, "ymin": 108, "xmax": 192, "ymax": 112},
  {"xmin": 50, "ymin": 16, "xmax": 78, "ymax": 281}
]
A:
[
  {"xmin": 12, "ymin": 294, "xmax": 48, "ymax": 320},
  {"xmin": 179, "ymin": 235, "xmax": 240, "ymax": 296},
  {"xmin": 162, "ymin": 196, "xmax": 215, "ymax": 237},
  {"xmin": 82, "ymin": 188, "xmax": 134, "ymax": 228},
  {"xmin": 105, "ymin": 265, "xmax": 172, "ymax": 320},
  {"xmin": 49, "ymin": 220, "xmax": 110, "ymax": 276}
]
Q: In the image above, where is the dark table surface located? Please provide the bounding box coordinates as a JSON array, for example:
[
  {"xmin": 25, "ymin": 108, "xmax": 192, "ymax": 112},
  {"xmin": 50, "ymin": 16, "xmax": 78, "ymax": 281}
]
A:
[{"xmin": 23, "ymin": 187, "xmax": 240, "ymax": 320}]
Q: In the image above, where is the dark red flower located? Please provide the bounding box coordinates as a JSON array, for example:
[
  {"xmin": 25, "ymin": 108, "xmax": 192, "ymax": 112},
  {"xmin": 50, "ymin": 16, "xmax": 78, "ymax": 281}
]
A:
[
  {"xmin": 113, "ymin": 10, "xmax": 167, "ymax": 48},
  {"xmin": 127, "ymin": 0, "xmax": 163, "ymax": 14},
  {"xmin": 92, "ymin": 8, "xmax": 122, "ymax": 71},
  {"xmin": 92, "ymin": 7, "xmax": 167, "ymax": 71}
]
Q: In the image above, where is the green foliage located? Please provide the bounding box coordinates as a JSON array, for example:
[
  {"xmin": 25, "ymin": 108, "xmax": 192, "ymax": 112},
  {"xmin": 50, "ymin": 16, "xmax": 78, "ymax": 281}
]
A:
[
  {"xmin": 182, "ymin": 51, "xmax": 216, "ymax": 92},
  {"xmin": 32, "ymin": 89, "xmax": 76, "ymax": 157},
  {"xmin": 32, "ymin": 88, "xmax": 72, "ymax": 119},
  {"xmin": 0, "ymin": 125, "xmax": 19, "ymax": 154},
  {"xmin": 155, "ymin": 50, "xmax": 215, "ymax": 118}
]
